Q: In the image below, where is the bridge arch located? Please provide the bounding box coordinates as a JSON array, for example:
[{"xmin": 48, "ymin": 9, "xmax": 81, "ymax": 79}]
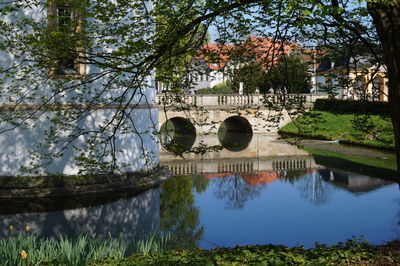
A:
[
  {"xmin": 218, "ymin": 116, "xmax": 253, "ymax": 151},
  {"xmin": 160, "ymin": 117, "xmax": 196, "ymax": 154}
]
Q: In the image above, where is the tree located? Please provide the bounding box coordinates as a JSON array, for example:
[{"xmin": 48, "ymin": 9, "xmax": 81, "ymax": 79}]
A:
[
  {"xmin": 268, "ymin": 53, "xmax": 311, "ymax": 93},
  {"xmin": 230, "ymin": 62, "xmax": 266, "ymax": 94},
  {"xmin": 154, "ymin": 0, "xmax": 209, "ymax": 93},
  {"xmin": 367, "ymin": 3, "xmax": 400, "ymax": 173},
  {"xmin": 1, "ymin": 0, "xmax": 400, "ymax": 176},
  {"xmin": 175, "ymin": 0, "xmax": 400, "ymax": 174}
]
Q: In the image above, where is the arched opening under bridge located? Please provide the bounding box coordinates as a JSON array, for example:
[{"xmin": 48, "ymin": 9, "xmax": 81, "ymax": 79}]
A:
[
  {"xmin": 218, "ymin": 116, "xmax": 253, "ymax": 152},
  {"xmin": 160, "ymin": 117, "xmax": 196, "ymax": 154}
]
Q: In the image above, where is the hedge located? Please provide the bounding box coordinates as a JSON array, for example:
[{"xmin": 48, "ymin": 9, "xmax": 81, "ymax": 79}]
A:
[
  {"xmin": 195, "ymin": 83, "xmax": 234, "ymax": 94},
  {"xmin": 313, "ymin": 99, "xmax": 390, "ymax": 116}
]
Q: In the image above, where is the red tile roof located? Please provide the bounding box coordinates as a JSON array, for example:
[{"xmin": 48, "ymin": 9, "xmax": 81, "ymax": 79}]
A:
[
  {"xmin": 204, "ymin": 171, "xmax": 281, "ymax": 186},
  {"xmin": 195, "ymin": 36, "xmax": 314, "ymax": 70}
]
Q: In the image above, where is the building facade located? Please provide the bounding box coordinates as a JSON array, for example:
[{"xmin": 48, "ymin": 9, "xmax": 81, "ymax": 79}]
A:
[
  {"xmin": 316, "ymin": 57, "xmax": 388, "ymax": 101},
  {"xmin": 0, "ymin": 1, "xmax": 159, "ymax": 176},
  {"xmin": 190, "ymin": 37, "xmax": 318, "ymax": 94}
]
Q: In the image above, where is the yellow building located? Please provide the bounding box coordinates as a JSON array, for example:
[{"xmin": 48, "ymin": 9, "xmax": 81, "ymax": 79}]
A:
[{"xmin": 316, "ymin": 57, "xmax": 388, "ymax": 102}]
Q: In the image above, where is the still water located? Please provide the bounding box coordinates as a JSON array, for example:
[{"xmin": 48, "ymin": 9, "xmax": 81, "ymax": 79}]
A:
[
  {"xmin": 0, "ymin": 134, "xmax": 399, "ymax": 249},
  {"xmin": 190, "ymin": 170, "xmax": 399, "ymax": 249}
]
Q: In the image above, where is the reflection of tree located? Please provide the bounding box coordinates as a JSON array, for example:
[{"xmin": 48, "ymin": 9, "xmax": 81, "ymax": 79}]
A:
[
  {"xmin": 280, "ymin": 170, "xmax": 308, "ymax": 184},
  {"xmin": 213, "ymin": 174, "xmax": 264, "ymax": 209},
  {"xmin": 160, "ymin": 175, "xmax": 204, "ymax": 250},
  {"xmin": 296, "ymin": 171, "xmax": 331, "ymax": 205},
  {"xmin": 192, "ymin": 175, "xmax": 210, "ymax": 194}
]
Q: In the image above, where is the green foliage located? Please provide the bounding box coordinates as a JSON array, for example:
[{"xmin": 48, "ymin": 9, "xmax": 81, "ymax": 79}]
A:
[
  {"xmin": 266, "ymin": 53, "xmax": 311, "ymax": 93},
  {"xmin": 213, "ymin": 82, "xmax": 233, "ymax": 92},
  {"xmin": 229, "ymin": 54, "xmax": 310, "ymax": 94},
  {"xmin": 280, "ymin": 111, "xmax": 395, "ymax": 149},
  {"xmin": 0, "ymin": 230, "xmax": 171, "ymax": 266},
  {"xmin": 130, "ymin": 233, "xmax": 172, "ymax": 256},
  {"xmin": 93, "ymin": 239, "xmax": 393, "ymax": 265},
  {"xmin": 0, "ymin": 233, "xmax": 126, "ymax": 266},
  {"xmin": 0, "ymin": 0, "xmax": 398, "ymax": 175},
  {"xmin": 195, "ymin": 82, "xmax": 234, "ymax": 94},
  {"xmin": 231, "ymin": 62, "xmax": 266, "ymax": 94},
  {"xmin": 313, "ymin": 99, "xmax": 390, "ymax": 115},
  {"xmin": 154, "ymin": 0, "xmax": 209, "ymax": 93},
  {"xmin": 160, "ymin": 175, "xmax": 204, "ymax": 250}
]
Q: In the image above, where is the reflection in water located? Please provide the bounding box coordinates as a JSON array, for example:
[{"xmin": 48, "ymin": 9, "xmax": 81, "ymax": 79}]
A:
[
  {"xmin": 295, "ymin": 170, "xmax": 331, "ymax": 205},
  {"xmin": 0, "ymin": 188, "xmax": 160, "ymax": 240},
  {"xmin": 1, "ymin": 138, "xmax": 398, "ymax": 250},
  {"xmin": 160, "ymin": 175, "xmax": 208, "ymax": 249},
  {"xmin": 160, "ymin": 118, "xmax": 196, "ymax": 154},
  {"xmin": 160, "ymin": 133, "xmax": 197, "ymax": 154},
  {"xmin": 205, "ymin": 173, "xmax": 266, "ymax": 209},
  {"xmin": 218, "ymin": 132, "xmax": 252, "ymax": 151},
  {"xmin": 319, "ymin": 169, "xmax": 393, "ymax": 194},
  {"xmin": 194, "ymin": 169, "xmax": 398, "ymax": 249},
  {"xmin": 218, "ymin": 116, "xmax": 253, "ymax": 152}
]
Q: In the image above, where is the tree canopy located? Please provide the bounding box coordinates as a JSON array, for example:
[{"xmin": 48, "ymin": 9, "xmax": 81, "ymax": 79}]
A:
[{"xmin": 1, "ymin": 0, "xmax": 399, "ymax": 175}]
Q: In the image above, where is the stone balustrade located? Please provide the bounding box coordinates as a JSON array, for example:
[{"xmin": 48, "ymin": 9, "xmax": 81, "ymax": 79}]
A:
[
  {"xmin": 272, "ymin": 159, "xmax": 310, "ymax": 170},
  {"xmin": 156, "ymin": 93, "xmax": 328, "ymax": 107},
  {"xmin": 162, "ymin": 157, "xmax": 316, "ymax": 176}
]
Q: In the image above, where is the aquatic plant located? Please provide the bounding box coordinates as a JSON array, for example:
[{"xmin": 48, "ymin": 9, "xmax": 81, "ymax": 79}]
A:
[
  {"xmin": 0, "ymin": 226, "xmax": 171, "ymax": 265},
  {"xmin": 130, "ymin": 233, "xmax": 171, "ymax": 256}
]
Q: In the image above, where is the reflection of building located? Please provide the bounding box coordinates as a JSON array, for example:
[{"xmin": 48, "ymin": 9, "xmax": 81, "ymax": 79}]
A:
[
  {"xmin": 316, "ymin": 57, "xmax": 388, "ymax": 101},
  {"xmin": 204, "ymin": 171, "xmax": 281, "ymax": 186},
  {"xmin": 319, "ymin": 169, "xmax": 393, "ymax": 194},
  {"xmin": 0, "ymin": 188, "xmax": 160, "ymax": 240}
]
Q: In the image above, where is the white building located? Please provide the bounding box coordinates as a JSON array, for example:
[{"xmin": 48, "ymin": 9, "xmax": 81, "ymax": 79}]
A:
[
  {"xmin": 190, "ymin": 37, "xmax": 318, "ymax": 93},
  {"xmin": 0, "ymin": 1, "xmax": 159, "ymax": 176},
  {"xmin": 190, "ymin": 57, "xmax": 229, "ymax": 92}
]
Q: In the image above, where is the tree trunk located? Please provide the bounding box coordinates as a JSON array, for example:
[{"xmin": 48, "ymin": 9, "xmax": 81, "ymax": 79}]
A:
[{"xmin": 367, "ymin": 3, "xmax": 400, "ymax": 176}]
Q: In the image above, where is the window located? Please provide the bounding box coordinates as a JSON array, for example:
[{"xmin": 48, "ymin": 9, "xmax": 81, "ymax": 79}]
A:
[{"xmin": 47, "ymin": 1, "xmax": 86, "ymax": 77}]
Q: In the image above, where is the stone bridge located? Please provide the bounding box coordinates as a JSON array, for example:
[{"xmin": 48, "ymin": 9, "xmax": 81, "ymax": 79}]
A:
[{"xmin": 157, "ymin": 93, "xmax": 327, "ymax": 135}]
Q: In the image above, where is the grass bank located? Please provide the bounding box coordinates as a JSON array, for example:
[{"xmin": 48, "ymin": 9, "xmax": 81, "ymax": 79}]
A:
[
  {"xmin": 5, "ymin": 230, "xmax": 400, "ymax": 265},
  {"xmin": 93, "ymin": 239, "xmax": 400, "ymax": 265},
  {"xmin": 279, "ymin": 111, "xmax": 394, "ymax": 150}
]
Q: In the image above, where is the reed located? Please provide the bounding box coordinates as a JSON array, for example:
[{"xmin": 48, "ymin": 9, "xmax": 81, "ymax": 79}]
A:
[{"xmin": 0, "ymin": 228, "xmax": 171, "ymax": 266}]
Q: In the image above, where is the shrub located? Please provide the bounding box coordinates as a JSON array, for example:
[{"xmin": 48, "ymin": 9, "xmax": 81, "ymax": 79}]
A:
[
  {"xmin": 313, "ymin": 99, "xmax": 389, "ymax": 115},
  {"xmin": 195, "ymin": 83, "xmax": 234, "ymax": 94}
]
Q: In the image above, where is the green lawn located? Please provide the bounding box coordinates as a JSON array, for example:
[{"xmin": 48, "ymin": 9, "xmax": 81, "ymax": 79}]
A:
[{"xmin": 280, "ymin": 111, "xmax": 395, "ymax": 150}]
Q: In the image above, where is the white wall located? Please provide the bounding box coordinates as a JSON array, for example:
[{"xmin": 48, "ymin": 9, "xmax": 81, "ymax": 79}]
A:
[{"xmin": 0, "ymin": 1, "xmax": 159, "ymax": 176}]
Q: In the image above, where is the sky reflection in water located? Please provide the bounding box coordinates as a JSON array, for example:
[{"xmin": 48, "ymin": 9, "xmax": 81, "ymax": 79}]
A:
[
  {"xmin": 1, "ymin": 133, "xmax": 398, "ymax": 250},
  {"xmin": 185, "ymin": 169, "xmax": 400, "ymax": 249}
]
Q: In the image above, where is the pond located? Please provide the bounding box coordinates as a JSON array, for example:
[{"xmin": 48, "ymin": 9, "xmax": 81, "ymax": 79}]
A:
[{"xmin": 0, "ymin": 134, "xmax": 399, "ymax": 250}]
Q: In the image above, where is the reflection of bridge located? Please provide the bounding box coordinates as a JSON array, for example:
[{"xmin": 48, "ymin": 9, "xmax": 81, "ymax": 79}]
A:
[
  {"xmin": 162, "ymin": 156, "xmax": 320, "ymax": 176},
  {"xmin": 160, "ymin": 134, "xmax": 322, "ymax": 175},
  {"xmin": 157, "ymin": 94, "xmax": 327, "ymax": 135}
]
